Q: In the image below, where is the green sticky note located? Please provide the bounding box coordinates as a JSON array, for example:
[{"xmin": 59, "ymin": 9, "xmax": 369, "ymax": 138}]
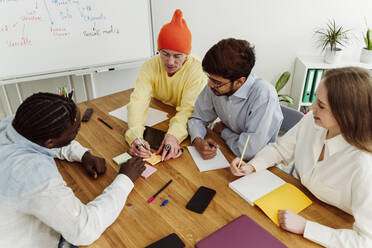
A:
[{"xmin": 113, "ymin": 152, "xmax": 132, "ymax": 165}]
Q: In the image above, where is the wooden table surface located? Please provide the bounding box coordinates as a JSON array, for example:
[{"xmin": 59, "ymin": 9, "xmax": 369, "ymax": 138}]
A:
[{"xmin": 56, "ymin": 89, "xmax": 353, "ymax": 248}]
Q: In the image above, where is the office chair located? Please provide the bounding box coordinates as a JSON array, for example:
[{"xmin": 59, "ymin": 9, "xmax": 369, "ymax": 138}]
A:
[
  {"xmin": 280, "ymin": 105, "xmax": 304, "ymax": 133},
  {"xmin": 277, "ymin": 105, "xmax": 304, "ymax": 174}
]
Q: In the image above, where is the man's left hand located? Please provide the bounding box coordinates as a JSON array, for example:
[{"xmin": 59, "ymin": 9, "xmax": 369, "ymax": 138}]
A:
[
  {"xmin": 82, "ymin": 151, "xmax": 106, "ymax": 179},
  {"xmin": 156, "ymin": 134, "xmax": 182, "ymax": 161},
  {"xmin": 213, "ymin": 121, "xmax": 226, "ymax": 136}
]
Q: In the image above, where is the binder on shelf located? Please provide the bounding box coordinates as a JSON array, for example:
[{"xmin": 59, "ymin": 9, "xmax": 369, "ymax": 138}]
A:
[
  {"xmin": 310, "ymin": 69, "xmax": 324, "ymax": 102},
  {"xmin": 302, "ymin": 69, "xmax": 315, "ymax": 103}
]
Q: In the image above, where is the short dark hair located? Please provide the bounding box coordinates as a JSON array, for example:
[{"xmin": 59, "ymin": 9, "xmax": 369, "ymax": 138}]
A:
[
  {"xmin": 12, "ymin": 92, "xmax": 77, "ymax": 144},
  {"xmin": 202, "ymin": 38, "xmax": 255, "ymax": 81}
]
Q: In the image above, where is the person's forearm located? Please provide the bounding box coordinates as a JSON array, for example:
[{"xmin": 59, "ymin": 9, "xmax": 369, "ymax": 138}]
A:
[
  {"xmin": 27, "ymin": 175, "xmax": 134, "ymax": 246},
  {"xmin": 188, "ymin": 118, "xmax": 208, "ymax": 144},
  {"xmin": 54, "ymin": 140, "xmax": 89, "ymax": 162}
]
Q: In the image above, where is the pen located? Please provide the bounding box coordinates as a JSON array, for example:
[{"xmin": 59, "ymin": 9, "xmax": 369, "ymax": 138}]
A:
[
  {"xmin": 129, "ymin": 128, "xmax": 146, "ymax": 148},
  {"xmin": 148, "ymin": 179, "xmax": 173, "ymax": 203},
  {"xmin": 160, "ymin": 199, "xmax": 169, "ymax": 206},
  {"xmin": 97, "ymin": 117, "xmax": 113, "ymax": 130},
  {"xmin": 237, "ymin": 135, "xmax": 250, "ymax": 168}
]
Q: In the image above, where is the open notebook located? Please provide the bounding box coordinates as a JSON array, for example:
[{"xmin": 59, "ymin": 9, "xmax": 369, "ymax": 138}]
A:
[
  {"xmin": 229, "ymin": 170, "xmax": 312, "ymax": 226},
  {"xmin": 195, "ymin": 214, "xmax": 287, "ymax": 248}
]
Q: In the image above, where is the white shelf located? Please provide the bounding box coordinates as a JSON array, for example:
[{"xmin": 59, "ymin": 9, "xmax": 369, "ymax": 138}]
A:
[
  {"xmin": 297, "ymin": 56, "xmax": 372, "ymax": 69},
  {"xmin": 290, "ymin": 56, "xmax": 372, "ymax": 111}
]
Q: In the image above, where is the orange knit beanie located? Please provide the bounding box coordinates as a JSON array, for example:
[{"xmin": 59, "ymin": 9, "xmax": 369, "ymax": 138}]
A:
[{"xmin": 157, "ymin": 9, "xmax": 192, "ymax": 54}]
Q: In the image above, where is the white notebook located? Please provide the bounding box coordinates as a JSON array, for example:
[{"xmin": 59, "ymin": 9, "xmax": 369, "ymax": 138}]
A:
[
  {"xmin": 187, "ymin": 146, "xmax": 229, "ymax": 172},
  {"xmin": 229, "ymin": 170, "xmax": 285, "ymax": 206},
  {"xmin": 109, "ymin": 105, "xmax": 168, "ymax": 126}
]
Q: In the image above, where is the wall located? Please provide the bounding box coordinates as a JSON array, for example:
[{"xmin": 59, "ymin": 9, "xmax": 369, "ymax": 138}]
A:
[
  {"xmin": 152, "ymin": 0, "xmax": 371, "ymax": 91},
  {"xmin": 1, "ymin": 0, "xmax": 371, "ymax": 118}
]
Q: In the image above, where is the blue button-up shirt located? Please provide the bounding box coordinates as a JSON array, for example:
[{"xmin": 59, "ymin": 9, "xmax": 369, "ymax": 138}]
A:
[{"xmin": 188, "ymin": 74, "xmax": 283, "ymax": 160}]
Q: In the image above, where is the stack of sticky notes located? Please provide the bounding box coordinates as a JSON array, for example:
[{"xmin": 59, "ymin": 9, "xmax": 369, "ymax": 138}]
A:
[
  {"xmin": 113, "ymin": 152, "xmax": 132, "ymax": 165},
  {"xmin": 229, "ymin": 170, "xmax": 312, "ymax": 226},
  {"xmin": 143, "ymin": 154, "xmax": 162, "ymax": 166},
  {"xmin": 112, "ymin": 152, "xmax": 157, "ymax": 179}
]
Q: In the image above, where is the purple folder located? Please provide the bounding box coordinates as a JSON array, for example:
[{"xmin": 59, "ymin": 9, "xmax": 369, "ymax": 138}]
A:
[{"xmin": 195, "ymin": 215, "xmax": 287, "ymax": 248}]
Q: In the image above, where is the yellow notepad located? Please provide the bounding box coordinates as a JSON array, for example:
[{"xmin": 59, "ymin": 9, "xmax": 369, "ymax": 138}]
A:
[
  {"xmin": 143, "ymin": 154, "xmax": 162, "ymax": 165},
  {"xmin": 254, "ymin": 183, "xmax": 312, "ymax": 226},
  {"xmin": 229, "ymin": 170, "xmax": 312, "ymax": 226}
]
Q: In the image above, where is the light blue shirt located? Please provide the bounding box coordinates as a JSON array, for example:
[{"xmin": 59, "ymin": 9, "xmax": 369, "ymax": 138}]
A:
[
  {"xmin": 188, "ymin": 74, "xmax": 283, "ymax": 160},
  {"xmin": 0, "ymin": 116, "xmax": 61, "ymax": 198}
]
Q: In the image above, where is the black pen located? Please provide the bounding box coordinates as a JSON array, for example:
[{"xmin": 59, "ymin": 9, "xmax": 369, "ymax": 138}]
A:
[
  {"xmin": 148, "ymin": 179, "xmax": 173, "ymax": 203},
  {"xmin": 97, "ymin": 117, "xmax": 113, "ymax": 130}
]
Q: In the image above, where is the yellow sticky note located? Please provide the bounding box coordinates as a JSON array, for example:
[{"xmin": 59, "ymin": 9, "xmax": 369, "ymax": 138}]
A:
[
  {"xmin": 143, "ymin": 154, "xmax": 162, "ymax": 166},
  {"xmin": 254, "ymin": 183, "xmax": 312, "ymax": 226}
]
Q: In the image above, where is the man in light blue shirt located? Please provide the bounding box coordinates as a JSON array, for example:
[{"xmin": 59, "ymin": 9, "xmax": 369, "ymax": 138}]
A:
[{"xmin": 188, "ymin": 38, "xmax": 283, "ymax": 160}]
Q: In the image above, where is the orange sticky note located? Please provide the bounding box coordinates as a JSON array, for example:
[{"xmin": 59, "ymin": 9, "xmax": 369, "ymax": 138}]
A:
[{"xmin": 143, "ymin": 154, "xmax": 162, "ymax": 165}]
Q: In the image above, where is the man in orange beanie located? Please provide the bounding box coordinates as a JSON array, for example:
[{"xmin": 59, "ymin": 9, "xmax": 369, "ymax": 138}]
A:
[{"xmin": 125, "ymin": 9, "xmax": 207, "ymax": 161}]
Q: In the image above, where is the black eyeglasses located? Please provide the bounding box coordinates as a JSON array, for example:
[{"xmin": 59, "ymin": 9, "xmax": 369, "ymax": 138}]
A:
[{"xmin": 207, "ymin": 76, "xmax": 233, "ymax": 89}]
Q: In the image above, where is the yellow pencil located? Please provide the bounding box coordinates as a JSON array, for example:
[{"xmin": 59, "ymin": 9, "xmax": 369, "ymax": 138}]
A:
[{"xmin": 238, "ymin": 135, "xmax": 250, "ymax": 168}]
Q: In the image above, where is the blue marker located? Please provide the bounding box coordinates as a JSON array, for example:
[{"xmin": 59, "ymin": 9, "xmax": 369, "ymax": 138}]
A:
[{"xmin": 160, "ymin": 200, "xmax": 169, "ymax": 207}]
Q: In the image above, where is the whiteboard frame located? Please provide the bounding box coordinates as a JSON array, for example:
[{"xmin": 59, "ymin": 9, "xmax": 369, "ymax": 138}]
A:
[
  {"xmin": 0, "ymin": 0, "xmax": 155, "ymax": 85},
  {"xmin": 0, "ymin": 0, "xmax": 155, "ymax": 115}
]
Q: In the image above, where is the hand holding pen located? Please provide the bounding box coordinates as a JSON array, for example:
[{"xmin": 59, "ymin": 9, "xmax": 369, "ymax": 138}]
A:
[
  {"xmin": 229, "ymin": 157, "xmax": 255, "ymax": 176},
  {"xmin": 193, "ymin": 137, "xmax": 219, "ymax": 160},
  {"xmin": 128, "ymin": 128, "xmax": 151, "ymax": 158}
]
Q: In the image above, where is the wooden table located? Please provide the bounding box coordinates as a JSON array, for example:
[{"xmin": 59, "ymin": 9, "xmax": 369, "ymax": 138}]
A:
[{"xmin": 56, "ymin": 89, "xmax": 353, "ymax": 248}]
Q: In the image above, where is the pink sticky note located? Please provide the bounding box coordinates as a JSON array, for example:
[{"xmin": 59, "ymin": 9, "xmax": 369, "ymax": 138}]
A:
[{"xmin": 141, "ymin": 164, "xmax": 157, "ymax": 179}]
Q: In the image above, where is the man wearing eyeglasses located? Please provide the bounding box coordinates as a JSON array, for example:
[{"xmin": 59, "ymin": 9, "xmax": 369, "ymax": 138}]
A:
[
  {"xmin": 188, "ymin": 38, "xmax": 283, "ymax": 160},
  {"xmin": 125, "ymin": 9, "xmax": 207, "ymax": 161}
]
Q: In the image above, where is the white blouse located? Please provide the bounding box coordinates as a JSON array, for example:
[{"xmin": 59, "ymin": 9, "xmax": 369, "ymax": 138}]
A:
[{"xmin": 249, "ymin": 112, "xmax": 372, "ymax": 248}]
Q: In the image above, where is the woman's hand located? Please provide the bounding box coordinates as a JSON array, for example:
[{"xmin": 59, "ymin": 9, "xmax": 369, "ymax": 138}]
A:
[
  {"xmin": 229, "ymin": 157, "xmax": 255, "ymax": 176},
  {"xmin": 278, "ymin": 209, "xmax": 307, "ymax": 235}
]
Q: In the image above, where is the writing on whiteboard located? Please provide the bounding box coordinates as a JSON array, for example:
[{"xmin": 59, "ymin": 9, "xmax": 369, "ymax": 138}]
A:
[
  {"xmin": 0, "ymin": 0, "xmax": 120, "ymax": 48},
  {"xmin": 83, "ymin": 22, "xmax": 119, "ymax": 37}
]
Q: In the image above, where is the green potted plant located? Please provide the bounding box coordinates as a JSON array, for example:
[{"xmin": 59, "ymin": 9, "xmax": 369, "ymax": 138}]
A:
[
  {"xmin": 314, "ymin": 19, "xmax": 351, "ymax": 64},
  {"xmin": 275, "ymin": 71, "xmax": 293, "ymax": 104},
  {"xmin": 360, "ymin": 20, "xmax": 372, "ymax": 63}
]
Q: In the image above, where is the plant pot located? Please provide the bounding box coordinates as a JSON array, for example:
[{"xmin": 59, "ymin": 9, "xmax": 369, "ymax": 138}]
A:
[
  {"xmin": 360, "ymin": 48, "xmax": 372, "ymax": 64},
  {"xmin": 324, "ymin": 47, "xmax": 343, "ymax": 64}
]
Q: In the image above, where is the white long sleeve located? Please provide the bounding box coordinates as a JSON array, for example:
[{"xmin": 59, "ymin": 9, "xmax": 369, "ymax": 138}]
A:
[
  {"xmin": 53, "ymin": 140, "xmax": 89, "ymax": 162},
  {"xmin": 20, "ymin": 174, "xmax": 134, "ymax": 246}
]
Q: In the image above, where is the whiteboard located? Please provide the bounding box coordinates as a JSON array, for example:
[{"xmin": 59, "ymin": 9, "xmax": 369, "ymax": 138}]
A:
[{"xmin": 0, "ymin": 0, "xmax": 153, "ymax": 80}]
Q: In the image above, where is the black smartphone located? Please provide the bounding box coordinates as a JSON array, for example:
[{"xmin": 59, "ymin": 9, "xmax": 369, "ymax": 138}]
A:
[
  {"xmin": 145, "ymin": 233, "xmax": 185, "ymax": 248},
  {"xmin": 81, "ymin": 108, "xmax": 93, "ymax": 122},
  {"xmin": 186, "ymin": 186, "xmax": 216, "ymax": 214},
  {"xmin": 143, "ymin": 126, "xmax": 166, "ymax": 150}
]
